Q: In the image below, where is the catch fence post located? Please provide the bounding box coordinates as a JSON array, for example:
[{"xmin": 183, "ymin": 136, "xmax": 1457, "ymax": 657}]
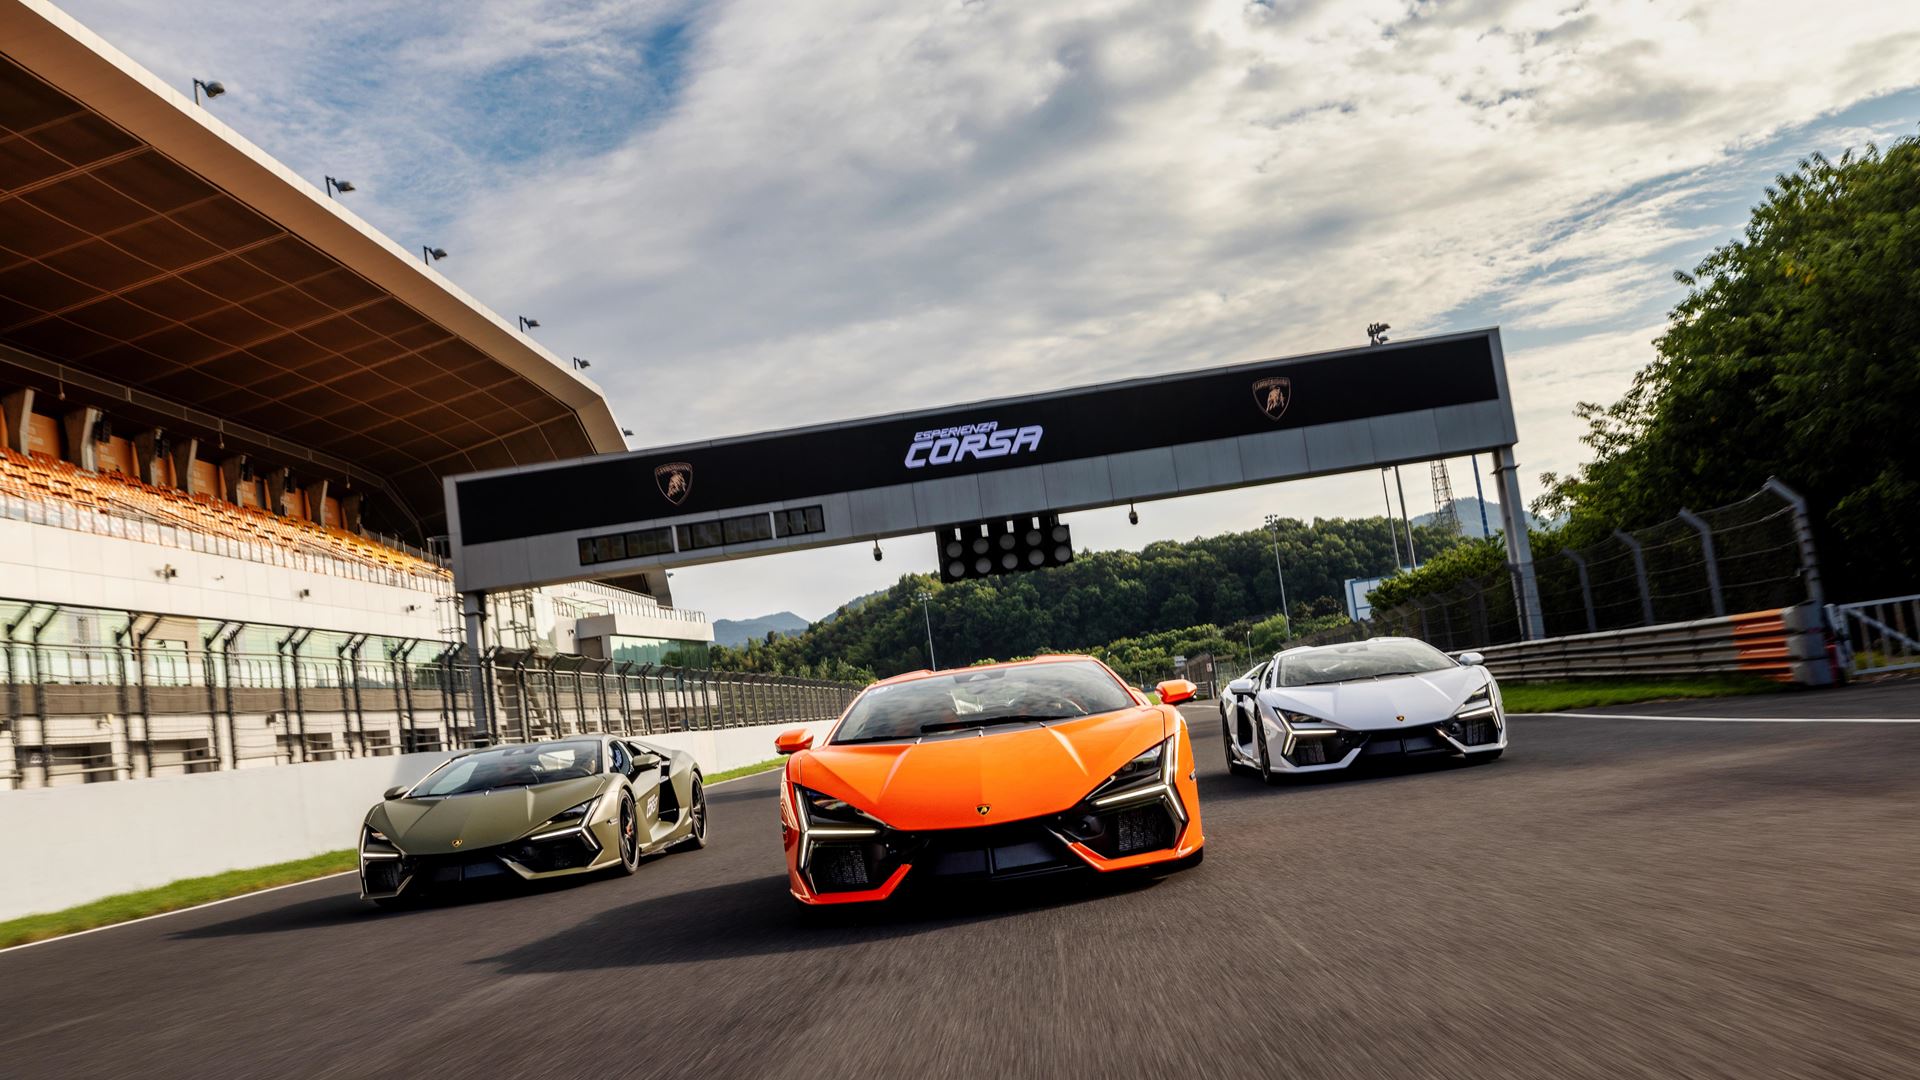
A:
[
  {"xmin": 1676, "ymin": 509, "xmax": 1726, "ymax": 618},
  {"xmin": 1614, "ymin": 529, "xmax": 1656, "ymax": 626},
  {"xmin": 1763, "ymin": 477, "xmax": 1825, "ymax": 608},
  {"xmin": 615, "ymin": 661, "xmax": 636, "ymax": 735},
  {"xmin": 637, "ymin": 664, "xmax": 655, "ymax": 734},
  {"xmin": 1566, "ymin": 550, "xmax": 1598, "ymax": 632}
]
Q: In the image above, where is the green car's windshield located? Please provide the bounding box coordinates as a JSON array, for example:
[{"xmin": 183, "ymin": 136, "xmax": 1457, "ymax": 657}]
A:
[
  {"xmin": 833, "ymin": 660, "xmax": 1136, "ymax": 744},
  {"xmin": 408, "ymin": 739, "xmax": 602, "ymax": 797},
  {"xmin": 1276, "ymin": 640, "xmax": 1457, "ymax": 687}
]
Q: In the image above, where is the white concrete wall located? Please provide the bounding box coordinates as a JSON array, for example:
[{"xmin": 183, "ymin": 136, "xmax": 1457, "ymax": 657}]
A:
[{"xmin": 0, "ymin": 718, "xmax": 832, "ymax": 921}]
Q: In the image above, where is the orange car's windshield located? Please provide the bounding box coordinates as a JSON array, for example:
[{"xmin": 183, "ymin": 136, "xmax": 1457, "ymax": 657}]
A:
[{"xmin": 832, "ymin": 661, "xmax": 1136, "ymax": 744}]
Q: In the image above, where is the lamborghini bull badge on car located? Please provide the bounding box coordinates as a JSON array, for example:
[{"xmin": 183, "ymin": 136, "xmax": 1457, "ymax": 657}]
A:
[
  {"xmin": 1219, "ymin": 637, "xmax": 1507, "ymax": 780},
  {"xmin": 773, "ymin": 655, "xmax": 1205, "ymax": 905},
  {"xmin": 358, "ymin": 736, "xmax": 707, "ymax": 905}
]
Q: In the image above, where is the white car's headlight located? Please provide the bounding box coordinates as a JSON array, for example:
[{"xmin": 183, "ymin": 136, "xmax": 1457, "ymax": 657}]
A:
[{"xmin": 1453, "ymin": 685, "xmax": 1496, "ymax": 720}]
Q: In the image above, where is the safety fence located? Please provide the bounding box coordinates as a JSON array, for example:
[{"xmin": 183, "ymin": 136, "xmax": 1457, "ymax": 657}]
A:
[
  {"xmin": 2, "ymin": 634, "xmax": 860, "ymax": 789},
  {"xmin": 1294, "ymin": 481, "xmax": 1821, "ymax": 654},
  {"xmin": 1828, "ymin": 594, "xmax": 1920, "ymax": 678}
]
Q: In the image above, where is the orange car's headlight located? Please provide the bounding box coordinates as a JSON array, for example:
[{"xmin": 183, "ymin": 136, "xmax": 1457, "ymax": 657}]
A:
[
  {"xmin": 796, "ymin": 785, "xmax": 886, "ymax": 837},
  {"xmin": 1085, "ymin": 737, "xmax": 1174, "ymax": 808}
]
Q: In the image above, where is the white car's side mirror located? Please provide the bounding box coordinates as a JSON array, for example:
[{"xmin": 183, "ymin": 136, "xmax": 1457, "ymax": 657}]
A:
[
  {"xmin": 1458, "ymin": 652, "xmax": 1485, "ymax": 666},
  {"xmin": 1226, "ymin": 678, "xmax": 1257, "ymax": 695}
]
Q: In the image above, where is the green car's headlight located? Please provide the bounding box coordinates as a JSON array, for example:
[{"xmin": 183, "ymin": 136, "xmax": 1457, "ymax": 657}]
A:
[
  {"xmin": 534, "ymin": 797, "xmax": 599, "ymax": 836},
  {"xmin": 361, "ymin": 824, "xmax": 399, "ymax": 859}
]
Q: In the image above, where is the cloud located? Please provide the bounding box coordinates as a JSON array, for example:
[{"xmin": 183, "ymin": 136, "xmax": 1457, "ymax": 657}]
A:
[{"xmin": 49, "ymin": 0, "xmax": 1920, "ymax": 619}]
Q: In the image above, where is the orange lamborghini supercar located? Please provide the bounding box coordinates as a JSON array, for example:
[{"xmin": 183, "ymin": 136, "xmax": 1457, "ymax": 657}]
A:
[{"xmin": 774, "ymin": 655, "xmax": 1206, "ymax": 905}]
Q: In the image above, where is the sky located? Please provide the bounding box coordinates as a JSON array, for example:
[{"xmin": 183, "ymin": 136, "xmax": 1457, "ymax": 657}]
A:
[{"xmin": 54, "ymin": 0, "xmax": 1920, "ymax": 622}]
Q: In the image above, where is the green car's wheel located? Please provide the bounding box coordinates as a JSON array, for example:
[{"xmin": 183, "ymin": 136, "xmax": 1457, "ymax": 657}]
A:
[
  {"xmin": 616, "ymin": 789, "xmax": 642, "ymax": 875},
  {"xmin": 671, "ymin": 775, "xmax": 709, "ymax": 851}
]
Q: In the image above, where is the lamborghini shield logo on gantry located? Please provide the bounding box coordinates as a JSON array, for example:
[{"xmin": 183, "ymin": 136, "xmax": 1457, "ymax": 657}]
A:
[
  {"xmin": 1251, "ymin": 376, "xmax": 1292, "ymax": 420},
  {"xmin": 654, "ymin": 461, "xmax": 693, "ymax": 505}
]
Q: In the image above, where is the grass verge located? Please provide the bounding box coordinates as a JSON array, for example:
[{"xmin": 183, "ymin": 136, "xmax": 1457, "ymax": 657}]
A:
[
  {"xmin": 1502, "ymin": 675, "xmax": 1781, "ymax": 714},
  {"xmin": 706, "ymin": 757, "xmax": 786, "ymax": 784},
  {"xmin": 0, "ymin": 849, "xmax": 356, "ymax": 950}
]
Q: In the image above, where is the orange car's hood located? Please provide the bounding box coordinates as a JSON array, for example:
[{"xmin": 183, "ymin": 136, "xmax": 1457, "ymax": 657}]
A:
[{"xmin": 792, "ymin": 707, "xmax": 1171, "ymax": 831}]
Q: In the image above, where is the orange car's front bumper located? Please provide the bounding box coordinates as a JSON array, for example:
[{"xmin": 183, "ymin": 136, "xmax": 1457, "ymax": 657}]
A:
[{"xmin": 783, "ymin": 737, "xmax": 1206, "ymax": 905}]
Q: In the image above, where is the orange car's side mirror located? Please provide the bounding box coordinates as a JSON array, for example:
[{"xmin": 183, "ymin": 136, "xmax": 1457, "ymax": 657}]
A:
[
  {"xmin": 774, "ymin": 728, "xmax": 814, "ymax": 755},
  {"xmin": 1155, "ymin": 679, "xmax": 1198, "ymax": 706}
]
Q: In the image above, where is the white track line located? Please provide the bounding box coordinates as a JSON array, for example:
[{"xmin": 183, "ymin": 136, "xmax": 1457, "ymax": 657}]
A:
[
  {"xmin": 1515, "ymin": 711, "xmax": 1920, "ymax": 723},
  {"xmin": 0, "ymin": 871, "xmax": 357, "ymax": 957},
  {"xmin": 3, "ymin": 765, "xmax": 789, "ymax": 956}
]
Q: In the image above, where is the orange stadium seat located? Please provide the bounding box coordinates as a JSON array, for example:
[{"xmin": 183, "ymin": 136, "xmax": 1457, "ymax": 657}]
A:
[{"xmin": 0, "ymin": 447, "xmax": 446, "ymax": 581}]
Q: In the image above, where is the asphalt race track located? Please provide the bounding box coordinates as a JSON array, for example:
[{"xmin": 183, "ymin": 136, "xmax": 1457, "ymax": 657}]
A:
[{"xmin": 5, "ymin": 685, "xmax": 1918, "ymax": 1079}]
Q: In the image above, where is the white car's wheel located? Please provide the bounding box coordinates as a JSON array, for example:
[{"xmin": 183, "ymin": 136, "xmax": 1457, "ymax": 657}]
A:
[
  {"xmin": 1221, "ymin": 714, "xmax": 1250, "ymax": 776},
  {"xmin": 1255, "ymin": 715, "xmax": 1281, "ymax": 784}
]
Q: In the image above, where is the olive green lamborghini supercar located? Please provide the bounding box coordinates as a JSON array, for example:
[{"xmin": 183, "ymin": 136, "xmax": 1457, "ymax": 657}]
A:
[{"xmin": 358, "ymin": 736, "xmax": 707, "ymax": 905}]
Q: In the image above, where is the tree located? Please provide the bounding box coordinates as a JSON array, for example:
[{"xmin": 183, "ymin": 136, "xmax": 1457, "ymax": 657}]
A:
[{"xmin": 1536, "ymin": 136, "xmax": 1920, "ymax": 597}]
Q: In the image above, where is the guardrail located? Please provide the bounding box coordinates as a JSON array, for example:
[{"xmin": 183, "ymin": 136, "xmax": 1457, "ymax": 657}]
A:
[{"xmin": 1464, "ymin": 603, "xmax": 1837, "ymax": 686}]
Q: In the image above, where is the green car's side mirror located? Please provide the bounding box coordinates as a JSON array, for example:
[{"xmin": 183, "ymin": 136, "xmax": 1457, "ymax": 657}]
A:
[{"xmin": 383, "ymin": 785, "xmax": 409, "ymax": 800}]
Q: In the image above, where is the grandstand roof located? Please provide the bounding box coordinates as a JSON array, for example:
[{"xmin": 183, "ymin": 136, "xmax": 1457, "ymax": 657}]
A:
[{"xmin": 0, "ymin": 0, "xmax": 627, "ymax": 538}]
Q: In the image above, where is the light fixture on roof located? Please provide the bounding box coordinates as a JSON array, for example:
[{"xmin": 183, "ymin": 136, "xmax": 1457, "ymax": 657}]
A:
[
  {"xmin": 192, "ymin": 78, "xmax": 225, "ymax": 105},
  {"xmin": 324, "ymin": 176, "xmax": 356, "ymax": 198},
  {"xmin": 571, "ymin": 356, "xmax": 590, "ymax": 370},
  {"xmin": 620, "ymin": 428, "xmax": 635, "ymax": 436},
  {"xmin": 1366, "ymin": 321, "xmax": 1391, "ymax": 346},
  {"xmin": 517, "ymin": 316, "xmax": 542, "ymax": 333},
  {"xmin": 422, "ymin": 246, "xmax": 447, "ymax": 265}
]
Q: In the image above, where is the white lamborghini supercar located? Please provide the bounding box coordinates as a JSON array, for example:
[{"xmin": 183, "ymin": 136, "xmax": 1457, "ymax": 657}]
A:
[{"xmin": 1219, "ymin": 638, "xmax": 1506, "ymax": 780}]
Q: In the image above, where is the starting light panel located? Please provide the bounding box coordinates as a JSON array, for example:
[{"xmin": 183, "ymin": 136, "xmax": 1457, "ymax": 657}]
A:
[{"xmin": 937, "ymin": 515, "xmax": 1073, "ymax": 583}]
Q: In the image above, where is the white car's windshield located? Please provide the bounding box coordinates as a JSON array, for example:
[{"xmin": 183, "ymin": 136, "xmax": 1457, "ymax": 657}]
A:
[
  {"xmin": 1276, "ymin": 640, "xmax": 1456, "ymax": 687},
  {"xmin": 833, "ymin": 661, "xmax": 1136, "ymax": 744},
  {"xmin": 408, "ymin": 739, "xmax": 602, "ymax": 797}
]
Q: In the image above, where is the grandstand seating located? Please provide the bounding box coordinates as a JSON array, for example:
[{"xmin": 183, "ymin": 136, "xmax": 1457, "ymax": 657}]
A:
[{"xmin": 0, "ymin": 447, "xmax": 447, "ymax": 581}]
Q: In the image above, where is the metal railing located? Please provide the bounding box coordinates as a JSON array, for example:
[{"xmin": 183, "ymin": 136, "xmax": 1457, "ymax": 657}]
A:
[
  {"xmin": 0, "ymin": 487, "xmax": 452, "ymax": 592},
  {"xmin": 2, "ymin": 635, "xmax": 860, "ymax": 789},
  {"xmin": 1829, "ymin": 594, "xmax": 1920, "ymax": 677}
]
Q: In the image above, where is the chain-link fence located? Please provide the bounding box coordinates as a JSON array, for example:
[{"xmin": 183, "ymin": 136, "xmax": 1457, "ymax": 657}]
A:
[
  {"xmin": 1307, "ymin": 483, "xmax": 1819, "ymax": 654},
  {"xmin": 2, "ymin": 622, "xmax": 861, "ymax": 789}
]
